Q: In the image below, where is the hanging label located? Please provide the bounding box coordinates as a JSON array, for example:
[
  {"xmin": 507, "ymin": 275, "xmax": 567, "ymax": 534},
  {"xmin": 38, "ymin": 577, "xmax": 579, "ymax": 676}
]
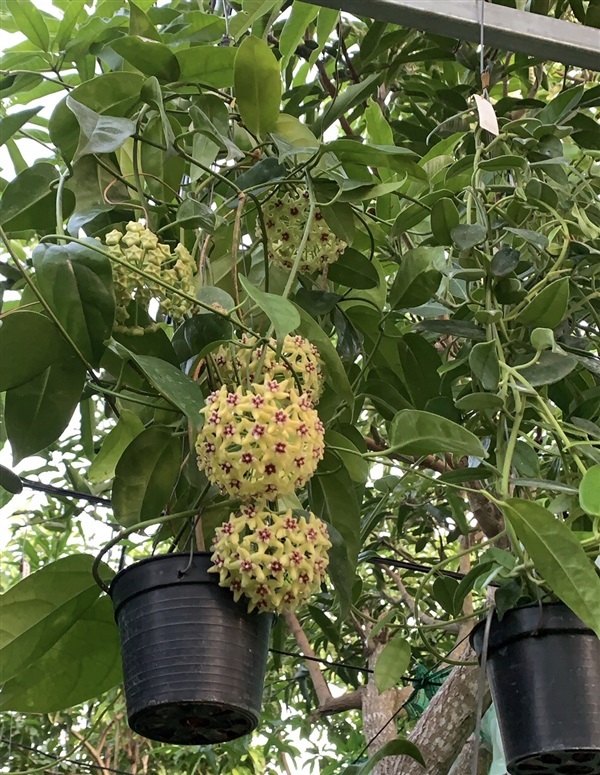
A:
[{"xmin": 474, "ymin": 94, "xmax": 499, "ymax": 136}]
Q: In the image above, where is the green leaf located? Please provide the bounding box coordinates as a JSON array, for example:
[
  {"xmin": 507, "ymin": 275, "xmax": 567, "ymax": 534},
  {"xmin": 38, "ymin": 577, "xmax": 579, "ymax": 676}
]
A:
[
  {"xmin": 0, "ymin": 555, "xmax": 101, "ymax": 682},
  {"xmin": 88, "ymin": 409, "xmax": 145, "ymax": 483},
  {"xmin": 504, "ymin": 498, "xmax": 600, "ymax": 637},
  {"xmin": 279, "ymin": 1, "xmax": 319, "ymax": 69},
  {"xmin": 579, "ymin": 465, "xmax": 600, "ymax": 517},
  {"xmin": 111, "ymin": 35, "xmax": 181, "ymax": 82},
  {"xmin": 431, "ymin": 197, "xmax": 459, "ymax": 245},
  {"xmin": 49, "ymin": 72, "xmax": 145, "ymax": 161},
  {"xmin": 491, "ymin": 245, "xmax": 520, "ymax": 277},
  {"xmin": 113, "ymin": 346, "xmax": 205, "ymax": 427},
  {"xmin": 324, "ymin": 431, "xmax": 368, "ymax": 484},
  {"xmin": 326, "ymin": 140, "xmax": 426, "ymax": 181},
  {"xmin": 516, "ymin": 278, "xmax": 569, "ymax": 329},
  {"xmin": 176, "ymin": 46, "xmax": 237, "ymax": 88},
  {"xmin": 113, "ymin": 427, "xmax": 182, "ymax": 528},
  {"xmin": 295, "ymin": 305, "xmax": 354, "ymax": 410},
  {"xmin": 451, "ymin": 223, "xmax": 487, "ymax": 250},
  {"xmin": 469, "ymin": 341, "xmax": 500, "ymax": 391},
  {"xmin": 129, "ymin": 0, "xmax": 161, "ymax": 40},
  {"xmin": 240, "ymin": 276, "xmax": 300, "ymax": 343},
  {"xmin": 327, "ymin": 249, "xmax": 379, "ymax": 290},
  {"xmin": 0, "ymin": 311, "xmax": 68, "ymax": 391},
  {"xmin": 390, "ymin": 247, "xmax": 443, "ymax": 308},
  {"xmin": 9, "ymin": 0, "xmax": 50, "ymax": 51},
  {"xmin": 234, "ymin": 36, "xmax": 281, "ymax": 137},
  {"xmin": 313, "ymin": 73, "xmax": 380, "ymax": 136},
  {"xmin": 478, "ymin": 155, "xmax": 527, "ymax": 171},
  {"xmin": 66, "ymin": 96, "xmax": 136, "ymax": 161},
  {"xmin": 0, "ymin": 162, "xmax": 63, "ymax": 234},
  {"xmin": 0, "ymin": 464, "xmax": 22, "ymax": 495},
  {"xmin": 311, "ymin": 467, "xmax": 360, "ymax": 617},
  {"xmin": 417, "ymin": 319, "xmax": 486, "ymax": 341},
  {"xmin": 390, "ymin": 410, "xmax": 486, "ymax": 459},
  {"xmin": 432, "ymin": 576, "xmax": 461, "ymax": 616},
  {"xmin": 518, "ymin": 351, "xmax": 577, "ymax": 387},
  {"xmin": 455, "ymin": 393, "xmax": 504, "ymax": 412},
  {"xmin": 0, "ymin": 106, "xmax": 42, "ymax": 147},
  {"xmin": 505, "ymin": 227, "xmax": 548, "ymax": 250},
  {"xmin": 56, "ymin": 0, "xmax": 87, "ymax": 51},
  {"xmin": 352, "ymin": 739, "xmax": 425, "ymax": 774},
  {"xmin": 6, "ymin": 355, "xmax": 86, "ymax": 464},
  {"xmin": 0, "ymin": 596, "xmax": 122, "ymax": 712},
  {"xmin": 374, "ymin": 637, "xmax": 411, "ymax": 693},
  {"xmin": 33, "ymin": 242, "xmax": 115, "ymax": 368},
  {"xmin": 536, "ymin": 85, "xmax": 583, "ymax": 125},
  {"xmin": 172, "ymin": 313, "xmax": 232, "ymax": 363}
]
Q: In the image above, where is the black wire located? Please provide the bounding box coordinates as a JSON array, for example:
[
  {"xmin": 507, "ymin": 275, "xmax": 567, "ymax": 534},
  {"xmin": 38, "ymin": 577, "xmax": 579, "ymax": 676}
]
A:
[
  {"xmin": 364, "ymin": 555, "xmax": 466, "ymax": 581},
  {"xmin": 20, "ymin": 478, "xmax": 111, "ymax": 506},
  {"xmin": 269, "ymin": 647, "xmax": 373, "ymax": 674},
  {"xmin": 0, "ymin": 739, "xmax": 134, "ymax": 775},
  {"xmin": 350, "ymin": 691, "xmax": 416, "ymax": 766}
]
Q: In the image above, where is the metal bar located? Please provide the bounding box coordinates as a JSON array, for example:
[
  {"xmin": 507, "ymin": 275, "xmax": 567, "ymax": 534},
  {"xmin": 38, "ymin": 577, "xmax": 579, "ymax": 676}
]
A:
[{"xmin": 308, "ymin": 0, "xmax": 600, "ymax": 71}]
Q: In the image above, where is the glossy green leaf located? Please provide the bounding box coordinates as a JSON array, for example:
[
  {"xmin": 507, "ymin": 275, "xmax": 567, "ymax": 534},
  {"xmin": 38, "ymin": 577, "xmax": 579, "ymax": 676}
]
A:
[
  {"xmin": 505, "ymin": 227, "xmax": 548, "ymax": 250},
  {"xmin": 279, "ymin": 1, "xmax": 319, "ymax": 69},
  {"xmin": 455, "ymin": 393, "xmax": 504, "ymax": 412},
  {"xmin": 129, "ymin": 0, "xmax": 161, "ymax": 40},
  {"xmin": 418, "ymin": 319, "xmax": 486, "ymax": 341},
  {"xmin": 390, "ymin": 410, "xmax": 486, "ymax": 459},
  {"xmin": 9, "ymin": 0, "xmax": 50, "ymax": 51},
  {"xmin": 49, "ymin": 73, "xmax": 144, "ymax": 161},
  {"xmin": 0, "ymin": 596, "xmax": 121, "ymax": 712},
  {"xmin": 111, "ymin": 35, "xmax": 180, "ymax": 82},
  {"xmin": 313, "ymin": 73, "xmax": 380, "ymax": 136},
  {"xmin": 5, "ymin": 355, "xmax": 86, "ymax": 463},
  {"xmin": 478, "ymin": 154, "xmax": 527, "ymax": 171},
  {"xmin": 324, "ymin": 431, "xmax": 368, "ymax": 484},
  {"xmin": 518, "ymin": 351, "xmax": 577, "ymax": 387},
  {"xmin": 0, "ymin": 106, "xmax": 42, "ymax": 147},
  {"xmin": 469, "ymin": 341, "xmax": 500, "ymax": 391},
  {"xmin": 87, "ymin": 410, "xmax": 145, "ymax": 483},
  {"xmin": 432, "ymin": 576, "xmax": 461, "ymax": 616},
  {"xmin": 504, "ymin": 498, "xmax": 600, "ymax": 637},
  {"xmin": 579, "ymin": 465, "xmax": 600, "ymax": 517},
  {"xmin": 310, "ymin": 468, "xmax": 360, "ymax": 617},
  {"xmin": 0, "ymin": 464, "xmax": 22, "ymax": 495},
  {"xmin": 113, "ymin": 427, "xmax": 182, "ymax": 527},
  {"xmin": 172, "ymin": 313, "xmax": 232, "ymax": 363},
  {"xmin": 234, "ymin": 36, "xmax": 281, "ymax": 137},
  {"xmin": 491, "ymin": 245, "xmax": 520, "ymax": 277},
  {"xmin": 516, "ymin": 278, "xmax": 569, "ymax": 329},
  {"xmin": 240, "ymin": 276, "xmax": 300, "ymax": 343},
  {"xmin": 451, "ymin": 223, "xmax": 487, "ymax": 250},
  {"xmin": 0, "ymin": 162, "xmax": 63, "ymax": 234},
  {"xmin": 66, "ymin": 96, "xmax": 136, "ymax": 161},
  {"xmin": 390, "ymin": 247, "xmax": 443, "ymax": 308},
  {"xmin": 0, "ymin": 311, "xmax": 68, "ymax": 391},
  {"xmin": 0, "ymin": 555, "xmax": 101, "ymax": 682},
  {"xmin": 328, "ymin": 249, "xmax": 379, "ymax": 290},
  {"xmin": 374, "ymin": 637, "xmax": 411, "ymax": 693},
  {"xmin": 176, "ymin": 46, "xmax": 236, "ymax": 88},
  {"xmin": 55, "ymin": 0, "xmax": 87, "ymax": 51},
  {"xmin": 431, "ymin": 197, "xmax": 459, "ymax": 245},
  {"xmin": 33, "ymin": 242, "xmax": 115, "ymax": 368},
  {"xmin": 326, "ymin": 140, "xmax": 426, "ymax": 181},
  {"xmin": 351, "ymin": 739, "xmax": 425, "ymax": 774},
  {"xmin": 295, "ymin": 305, "xmax": 354, "ymax": 409},
  {"xmin": 114, "ymin": 347, "xmax": 205, "ymax": 427}
]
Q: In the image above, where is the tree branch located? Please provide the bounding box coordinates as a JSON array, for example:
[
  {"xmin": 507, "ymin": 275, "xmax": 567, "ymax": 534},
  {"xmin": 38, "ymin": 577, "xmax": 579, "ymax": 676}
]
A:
[
  {"xmin": 283, "ymin": 610, "xmax": 333, "ymax": 708},
  {"xmin": 382, "ymin": 566, "xmax": 460, "ymax": 633}
]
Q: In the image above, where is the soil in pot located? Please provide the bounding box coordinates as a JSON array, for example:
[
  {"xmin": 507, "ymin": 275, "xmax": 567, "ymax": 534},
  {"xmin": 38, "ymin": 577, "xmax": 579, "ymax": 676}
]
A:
[
  {"xmin": 110, "ymin": 552, "xmax": 274, "ymax": 745},
  {"xmin": 471, "ymin": 602, "xmax": 600, "ymax": 775}
]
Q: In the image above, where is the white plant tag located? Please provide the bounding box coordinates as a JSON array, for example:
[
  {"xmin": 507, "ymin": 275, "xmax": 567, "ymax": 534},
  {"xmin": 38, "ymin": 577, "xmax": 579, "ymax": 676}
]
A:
[{"xmin": 474, "ymin": 94, "xmax": 500, "ymax": 136}]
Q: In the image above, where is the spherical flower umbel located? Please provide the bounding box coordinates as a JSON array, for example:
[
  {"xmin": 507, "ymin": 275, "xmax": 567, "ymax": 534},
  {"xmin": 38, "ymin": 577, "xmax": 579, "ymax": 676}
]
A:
[
  {"xmin": 195, "ymin": 383, "xmax": 325, "ymax": 501},
  {"xmin": 210, "ymin": 507, "xmax": 332, "ymax": 612},
  {"xmin": 103, "ymin": 222, "xmax": 197, "ymax": 330},
  {"xmin": 214, "ymin": 334, "xmax": 324, "ymax": 404},
  {"xmin": 259, "ymin": 190, "xmax": 347, "ymax": 273}
]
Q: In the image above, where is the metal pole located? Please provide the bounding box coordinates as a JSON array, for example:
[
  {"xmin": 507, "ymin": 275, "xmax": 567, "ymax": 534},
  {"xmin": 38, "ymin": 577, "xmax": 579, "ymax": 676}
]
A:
[{"xmin": 308, "ymin": 0, "xmax": 600, "ymax": 72}]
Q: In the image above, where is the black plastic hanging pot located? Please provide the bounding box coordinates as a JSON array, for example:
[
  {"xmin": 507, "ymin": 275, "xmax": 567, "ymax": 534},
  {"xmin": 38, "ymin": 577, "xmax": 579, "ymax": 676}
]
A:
[
  {"xmin": 110, "ymin": 552, "xmax": 273, "ymax": 745},
  {"xmin": 471, "ymin": 602, "xmax": 600, "ymax": 775}
]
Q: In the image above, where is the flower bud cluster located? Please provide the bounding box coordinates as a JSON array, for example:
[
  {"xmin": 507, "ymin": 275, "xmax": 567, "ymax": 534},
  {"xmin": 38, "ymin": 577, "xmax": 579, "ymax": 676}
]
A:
[
  {"xmin": 214, "ymin": 334, "xmax": 324, "ymax": 403},
  {"xmin": 260, "ymin": 191, "xmax": 347, "ymax": 273},
  {"xmin": 196, "ymin": 382, "xmax": 325, "ymax": 502},
  {"xmin": 103, "ymin": 222, "xmax": 196, "ymax": 329},
  {"xmin": 210, "ymin": 506, "xmax": 331, "ymax": 612}
]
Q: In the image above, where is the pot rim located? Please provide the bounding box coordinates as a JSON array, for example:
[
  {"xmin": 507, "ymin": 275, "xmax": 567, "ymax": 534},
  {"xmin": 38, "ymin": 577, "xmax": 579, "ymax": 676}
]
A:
[{"xmin": 470, "ymin": 600, "xmax": 596, "ymax": 658}]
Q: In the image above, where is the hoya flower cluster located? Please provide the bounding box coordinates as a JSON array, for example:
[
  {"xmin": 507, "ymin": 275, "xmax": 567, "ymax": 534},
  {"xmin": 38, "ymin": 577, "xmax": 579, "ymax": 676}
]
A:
[
  {"xmin": 103, "ymin": 222, "xmax": 196, "ymax": 330},
  {"xmin": 214, "ymin": 334, "xmax": 324, "ymax": 403},
  {"xmin": 210, "ymin": 506, "xmax": 332, "ymax": 613},
  {"xmin": 195, "ymin": 382, "xmax": 325, "ymax": 501},
  {"xmin": 260, "ymin": 190, "xmax": 347, "ymax": 273}
]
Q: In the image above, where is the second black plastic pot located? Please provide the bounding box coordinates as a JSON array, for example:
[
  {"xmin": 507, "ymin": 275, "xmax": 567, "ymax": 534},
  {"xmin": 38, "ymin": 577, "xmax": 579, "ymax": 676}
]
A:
[
  {"xmin": 471, "ymin": 602, "xmax": 600, "ymax": 774},
  {"xmin": 110, "ymin": 552, "xmax": 273, "ymax": 745}
]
